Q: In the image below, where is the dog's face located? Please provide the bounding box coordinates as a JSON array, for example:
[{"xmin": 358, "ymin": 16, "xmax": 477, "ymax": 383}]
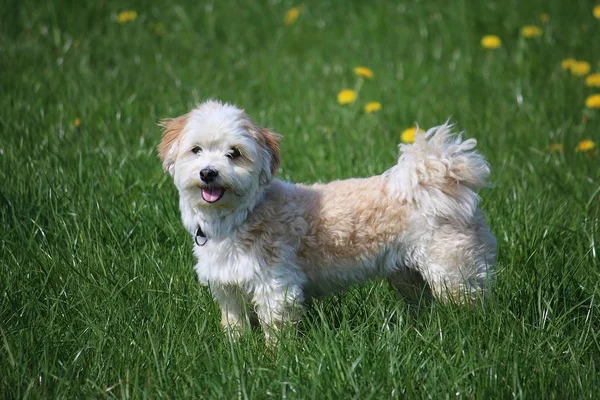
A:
[{"xmin": 158, "ymin": 101, "xmax": 280, "ymax": 213}]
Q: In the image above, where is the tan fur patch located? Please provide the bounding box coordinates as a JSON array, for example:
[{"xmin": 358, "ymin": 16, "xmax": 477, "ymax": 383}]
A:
[
  {"xmin": 157, "ymin": 113, "xmax": 189, "ymax": 168},
  {"xmin": 261, "ymin": 127, "xmax": 281, "ymax": 176},
  {"xmin": 238, "ymin": 177, "xmax": 409, "ymax": 278},
  {"xmin": 241, "ymin": 116, "xmax": 281, "ymax": 176},
  {"xmin": 298, "ymin": 176, "xmax": 409, "ymax": 269}
]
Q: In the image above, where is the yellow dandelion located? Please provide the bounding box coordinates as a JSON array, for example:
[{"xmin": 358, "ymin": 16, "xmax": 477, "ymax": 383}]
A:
[
  {"xmin": 585, "ymin": 73, "xmax": 600, "ymax": 87},
  {"xmin": 116, "ymin": 10, "xmax": 138, "ymax": 24},
  {"xmin": 74, "ymin": 118, "xmax": 81, "ymax": 127},
  {"xmin": 284, "ymin": 7, "xmax": 300, "ymax": 25},
  {"xmin": 561, "ymin": 58, "xmax": 576, "ymax": 70},
  {"xmin": 585, "ymin": 94, "xmax": 600, "ymax": 108},
  {"xmin": 337, "ymin": 89, "xmax": 357, "ymax": 105},
  {"xmin": 353, "ymin": 66, "xmax": 374, "ymax": 79},
  {"xmin": 594, "ymin": 5, "xmax": 600, "ymax": 19},
  {"xmin": 575, "ymin": 140, "xmax": 596, "ymax": 152},
  {"xmin": 571, "ymin": 61, "xmax": 591, "ymax": 76},
  {"xmin": 400, "ymin": 127, "xmax": 425, "ymax": 143},
  {"xmin": 546, "ymin": 143, "xmax": 563, "ymax": 152},
  {"xmin": 480, "ymin": 35, "xmax": 502, "ymax": 49},
  {"xmin": 364, "ymin": 102, "xmax": 382, "ymax": 113},
  {"xmin": 540, "ymin": 13, "xmax": 550, "ymax": 23},
  {"xmin": 521, "ymin": 25, "xmax": 543, "ymax": 38}
]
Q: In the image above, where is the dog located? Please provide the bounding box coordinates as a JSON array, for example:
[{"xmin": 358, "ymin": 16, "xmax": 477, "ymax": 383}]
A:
[{"xmin": 158, "ymin": 100, "xmax": 496, "ymax": 343}]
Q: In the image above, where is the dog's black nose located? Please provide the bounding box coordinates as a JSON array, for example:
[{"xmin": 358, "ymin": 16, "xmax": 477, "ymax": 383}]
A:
[{"xmin": 200, "ymin": 168, "xmax": 219, "ymax": 183}]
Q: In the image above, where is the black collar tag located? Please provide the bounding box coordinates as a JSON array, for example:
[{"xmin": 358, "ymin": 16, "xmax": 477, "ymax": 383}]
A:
[{"xmin": 195, "ymin": 226, "xmax": 208, "ymax": 246}]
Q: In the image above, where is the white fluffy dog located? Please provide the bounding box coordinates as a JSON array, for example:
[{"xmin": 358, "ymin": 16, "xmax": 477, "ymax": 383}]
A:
[{"xmin": 158, "ymin": 100, "xmax": 496, "ymax": 342}]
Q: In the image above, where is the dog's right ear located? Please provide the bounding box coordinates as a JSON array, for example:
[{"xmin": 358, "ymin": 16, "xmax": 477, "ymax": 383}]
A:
[{"xmin": 158, "ymin": 114, "xmax": 189, "ymax": 175}]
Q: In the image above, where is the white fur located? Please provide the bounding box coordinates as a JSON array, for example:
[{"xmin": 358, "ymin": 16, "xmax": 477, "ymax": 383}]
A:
[{"xmin": 160, "ymin": 101, "xmax": 497, "ymax": 344}]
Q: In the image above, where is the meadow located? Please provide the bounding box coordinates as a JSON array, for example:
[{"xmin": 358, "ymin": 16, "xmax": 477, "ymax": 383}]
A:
[{"xmin": 1, "ymin": 0, "xmax": 599, "ymax": 398}]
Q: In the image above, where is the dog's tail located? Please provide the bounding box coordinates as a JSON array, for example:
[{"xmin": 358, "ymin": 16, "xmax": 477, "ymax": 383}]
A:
[{"xmin": 384, "ymin": 123, "xmax": 490, "ymax": 223}]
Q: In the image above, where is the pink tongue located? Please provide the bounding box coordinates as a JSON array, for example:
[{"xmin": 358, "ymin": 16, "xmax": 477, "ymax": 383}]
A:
[{"xmin": 202, "ymin": 188, "xmax": 224, "ymax": 203}]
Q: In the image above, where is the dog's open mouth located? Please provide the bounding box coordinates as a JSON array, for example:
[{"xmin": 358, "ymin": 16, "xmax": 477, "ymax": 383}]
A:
[{"xmin": 201, "ymin": 187, "xmax": 225, "ymax": 203}]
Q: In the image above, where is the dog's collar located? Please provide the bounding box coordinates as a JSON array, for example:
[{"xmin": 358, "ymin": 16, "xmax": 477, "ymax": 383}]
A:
[{"xmin": 195, "ymin": 226, "xmax": 208, "ymax": 246}]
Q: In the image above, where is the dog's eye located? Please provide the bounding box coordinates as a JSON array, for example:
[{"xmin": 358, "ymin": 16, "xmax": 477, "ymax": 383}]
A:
[
  {"xmin": 227, "ymin": 147, "xmax": 241, "ymax": 159},
  {"xmin": 191, "ymin": 146, "xmax": 202, "ymax": 154}
]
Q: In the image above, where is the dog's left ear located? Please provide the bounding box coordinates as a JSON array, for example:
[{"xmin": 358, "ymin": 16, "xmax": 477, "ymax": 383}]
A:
[
  {"xmin": 243, "ymin": 116, "xmax": 282, "ymax": 183},
  {"xmin": 259, "ymin": 127, "xmax": 281, "ymax": 178},
  {"xmin": 158, "ymin": 114, "xmax": 189, "ymax": 175}
]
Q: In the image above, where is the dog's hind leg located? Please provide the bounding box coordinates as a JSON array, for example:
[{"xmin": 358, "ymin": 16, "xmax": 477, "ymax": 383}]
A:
[{"xmin": 417, "ymin": 213, "xmax": 496, "ymax": 303}]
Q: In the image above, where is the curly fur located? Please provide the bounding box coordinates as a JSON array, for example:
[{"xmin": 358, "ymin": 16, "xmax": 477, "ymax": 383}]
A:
[{"xmin": 158, "ymin": 100, "xmax": 497, "ymax": 343}]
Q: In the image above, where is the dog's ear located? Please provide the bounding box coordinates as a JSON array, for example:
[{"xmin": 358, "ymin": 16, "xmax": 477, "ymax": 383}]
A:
[
  {"xmin": 158, "ymin": 114, "xmax": 189, "ymax": 175},
  {"xmin": 260, "ymin": 127, "xmax": 281, "ymax": 177},
  {"xmin": 242, "ymin": 115, "xmax": 282, "ymax": 182}
]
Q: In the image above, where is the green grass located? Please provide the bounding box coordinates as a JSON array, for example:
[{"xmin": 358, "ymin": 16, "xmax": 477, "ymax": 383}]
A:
[{"xmin": 1, "ymin": 0, "xmax": 599, "ymax": 397}]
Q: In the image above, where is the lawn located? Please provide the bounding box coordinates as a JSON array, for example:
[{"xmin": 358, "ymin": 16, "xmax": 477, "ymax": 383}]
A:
[{"xmin": 1, "ymin": 0, "xmax": 599, "ymax": 398}]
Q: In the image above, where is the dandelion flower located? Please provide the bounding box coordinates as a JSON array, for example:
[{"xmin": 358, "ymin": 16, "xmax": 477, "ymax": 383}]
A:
[
  {"xmin": 74, "ymin": 118, "xmax": 81, "ymax": 127},
  {"xmin": 116, "ymin": 10, "xmax": 138, "ymax": 24},
  {"xmin": 585, "ymin": 94, "xmax": 600, "ymax": 108},
  {"xmin": 594, "ymin": 5, "xmax": 600, "ymax": 19},
  {"xmin": 480, "ymin": 35, "xmax": 501, "ymax": 49},
  {"xmin": 571, "ymin": 61, "xmax": 591, "ymax": 76},
  {"xmin": 364, "ymin": 102, "xmax": 382, "ymax": 113},
  {"xmin": 337, "ymin": 89, "xmax": 357, "ymax": 105},
  {"xmin": 575, "ymin": 140, "xmax": 596, "ymax": 152},
  {"xmin": 540, "ymin": 13, "xmax": 550, "ymax": 23},
  {"xmin": 284, "ymin": 7, "xmax": 300, "ymax": 25},
  {"xmin": 521, "ymin": 25, "xmax": 543, "ymax": 38},
  {"xmin": 585, "ymin": 73, "xmax": 600, "ymax": 87},
  {"xmin": 561, "ymin": 58, "xmax": 576, "ymax": 70},
  {"xmin": 546, "ymin": 143, "xmax": 563, "ymax": 152},
  {"xmin": 353, "ymin": 66, "xmax": 374, "ymax": 79},
  {"xmin": 400, "ymin": 126, "xmax": 425, "ymax": 143}
]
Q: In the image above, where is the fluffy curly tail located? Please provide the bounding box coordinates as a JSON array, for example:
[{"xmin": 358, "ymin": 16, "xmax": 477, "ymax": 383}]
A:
[{"xmin": 384, "ymin": 123, "xmax": 491, "ymax": 223}]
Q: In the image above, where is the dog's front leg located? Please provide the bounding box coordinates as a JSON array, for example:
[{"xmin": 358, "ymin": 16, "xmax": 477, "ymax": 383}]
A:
[
  {"xmin": 210, "ymin": 283, "xmax": 254, "ymax": 337},
  {"xmin": 253, "ymin": 280, "xmax": 305, "ymax": 346}
]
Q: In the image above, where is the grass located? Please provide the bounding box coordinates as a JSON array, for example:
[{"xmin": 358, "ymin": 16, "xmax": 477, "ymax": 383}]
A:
[{"xmin": 1, "ymin": 0, "xmax": 599, "ymax": 397}]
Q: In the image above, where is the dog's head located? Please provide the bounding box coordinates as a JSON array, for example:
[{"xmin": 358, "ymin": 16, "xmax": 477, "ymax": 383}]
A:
[{"xmin": 158, "ymin": 100, "xmax": 280, "ymax": 213}]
